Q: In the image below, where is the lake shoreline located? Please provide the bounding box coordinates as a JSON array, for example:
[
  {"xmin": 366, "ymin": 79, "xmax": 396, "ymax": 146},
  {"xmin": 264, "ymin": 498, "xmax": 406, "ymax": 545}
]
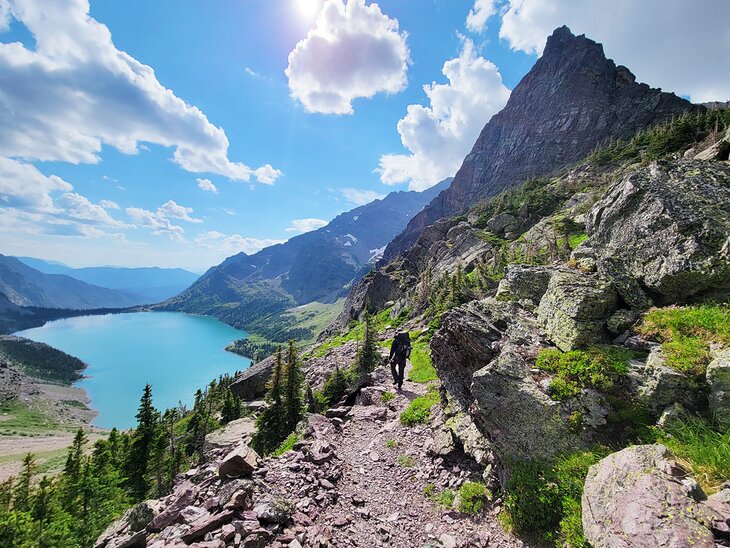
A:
[{"xmin": 15, "ymin": 311, "xmax": 251, "ymax": 430}]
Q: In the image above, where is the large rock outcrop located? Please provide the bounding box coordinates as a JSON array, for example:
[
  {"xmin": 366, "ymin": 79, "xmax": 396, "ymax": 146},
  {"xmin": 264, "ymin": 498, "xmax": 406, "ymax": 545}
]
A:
[
  {"xmin": 383, "ymin": 26, "xmax": 695, "ymax": 261},
  {"xmin": 582, "ymin": 445, "xmax": 720, "ymax": 548},
  {"xmin": 536, "ymin": 270, "xmax": 617, "ymax": 351},
  {"xmin": 586, "ymin": 160, "xmax": 730, "ymax": 308},
  {"xmin": 432, "ymin": 298, "xmax": 607, "ymax": 461}
]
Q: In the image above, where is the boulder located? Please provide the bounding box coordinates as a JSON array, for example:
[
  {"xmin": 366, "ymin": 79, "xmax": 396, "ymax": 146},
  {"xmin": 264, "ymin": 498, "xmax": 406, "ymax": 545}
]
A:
[
  {"xmin": 181, "ymin": 509, "xmax": 236, "ymax": 544},
  {"xmin": 537, "ymin": 270, "xmax": 617, "ymax": 351},
  {"xmin": 695, "ymin": 126, "xmax": 730, "ymax": 161},
  {"xmin": 606, "ymin": 309, "xmax": 639, "ymax": 335},
  {"xmin": 94, "ymin": 501, "xmax": 159, "ymax": 548},
  {"xmin": 582, "ymin": 444, "xmax": 718, "ymax": 548},
  {"xmin": 707, "ymin": 349, "xmax": 730, "ymax": 429},
  {"xmin": 253, "ymin": 494, "xmax": 293, "ymax": 524},
  {"xmin": 217, "ymin": 444, "xmax": 259, "ymax": 479},
  {"xmin": 431, "ymin": 298, "xmax": 544, "ymax": 407},
  {"xmin": 230, "ymin": 355, "xmax": 276, "ymax": 401},
  {"xmin": 471, "ymin": 345, "xmax": 604, "ymax": 461},
  {"xmin": 147, "ymin": 488, "xmax": 196, "ymax": 533},
  {"xmin": 495, "ymin": 265, "xmax": 555, "ymax": 305},
  {"xmin": 636, "ymin": 348, "xmax": 704, "ymax": 413},
  {"xmin": 586, "ymin": 160, "xmax": 730, "ymax": 308}
]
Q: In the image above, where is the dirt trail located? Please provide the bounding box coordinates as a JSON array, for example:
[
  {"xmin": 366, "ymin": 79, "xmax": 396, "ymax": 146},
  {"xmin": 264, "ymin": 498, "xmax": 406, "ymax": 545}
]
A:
[{"xmin": 265, "ymin": 362, "xmax": 525, "ymax": 547}]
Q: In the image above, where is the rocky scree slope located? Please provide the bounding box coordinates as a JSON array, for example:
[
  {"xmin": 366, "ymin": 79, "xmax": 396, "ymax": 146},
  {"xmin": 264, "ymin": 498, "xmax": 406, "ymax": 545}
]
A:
[
  {"xmin": 383, "ymin": 25, "xmax": 697, "ymax": 261},
  {"xmin": 96, "ymin": 360, "xmax": 520, "ymax": 548},
  {"xmin": 159, "ymin": 180, "xmax": 450, "ymax": 331}
]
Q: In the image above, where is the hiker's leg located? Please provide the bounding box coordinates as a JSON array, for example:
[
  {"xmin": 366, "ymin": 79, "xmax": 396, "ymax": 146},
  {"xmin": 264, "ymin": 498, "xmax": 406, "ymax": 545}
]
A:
[
  {"xmin": 397, "ymin": 359, "xmax": 406, "ymax": 388},
  {"xmin": 390, "ymin": 359, "xmax": 398, "ymax": 384}
]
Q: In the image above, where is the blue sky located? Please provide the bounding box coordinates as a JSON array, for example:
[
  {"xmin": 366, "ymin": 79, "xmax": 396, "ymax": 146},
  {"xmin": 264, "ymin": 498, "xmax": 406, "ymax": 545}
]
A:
[{"xmin": 0, "ymin": 0, "xmax": 728, "ymax": 271}]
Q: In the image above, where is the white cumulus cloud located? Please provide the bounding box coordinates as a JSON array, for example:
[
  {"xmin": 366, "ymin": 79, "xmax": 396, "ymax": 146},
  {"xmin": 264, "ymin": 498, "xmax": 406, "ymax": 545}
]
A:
[
  {"xmin": 100, "ymin": 199, "xmax": 120, "ymax": 210},
  {"xmin": 340, "ymin": 187, "xmax": 385, "ymax": 206},
  {"xmin": 466, "ymin": 0, "xmax": 498, "ymax": 33},
  {"xmin": 496, "ymin": 0, "xmax": 730, "ymax": 103},
  {"xmin": 378, "ymin": 38, "xmax": 510, "ymax": 190},
  {"xmin": 195, "ymin": 231, "xmax": 284, "ymax": 257},
  {"xmin": 286, "ymin": 218, "xmax": 329, "ymax": 234},
  {"xmin": 0, "ymin": 0, "xmax": 281, "ymax": 184},
  {"xmin": 125, "ymin": 200, "xmax": 201, "ymax": 239},
  {"xmin": 196, "ymin": 178, "xmax": 218, "ymax": 193},
  {"xmin": 285, "ymin": 0, "xmax": 409, "ymax": 115}
]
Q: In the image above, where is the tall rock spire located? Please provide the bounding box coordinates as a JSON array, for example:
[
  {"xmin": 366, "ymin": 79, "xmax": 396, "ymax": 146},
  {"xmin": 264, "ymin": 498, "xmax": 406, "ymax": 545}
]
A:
[{"xmin": 383, "ymin": 26, "xmax": 697, "ymax": 261}]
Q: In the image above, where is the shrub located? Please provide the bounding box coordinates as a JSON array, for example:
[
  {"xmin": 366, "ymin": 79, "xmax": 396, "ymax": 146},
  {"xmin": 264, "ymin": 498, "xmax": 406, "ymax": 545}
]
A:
[
  {"xmin": 400, "ymin": 388, "xmax": 440, "ymax": 426},
  {"xmin": 536, "ymin": 346, "xmax": 636, "ymax": 401},
  {"xmin": 317, "ymin": 366, "xmax": 352, "ymax": 409},
  {"xmin": 457, "ymin": 481, "xmax": 489, "ymax": 515},
  {"xmin": 424, "ymin": 484, "xmax": 455, "ymax": 508},
  {"xmin": 501, "ymin": 451, "xmax": 605, "ymax": 547},
  {"xmin": 638, "ymin": 304, "xmax": 730, "ymax": 375}
]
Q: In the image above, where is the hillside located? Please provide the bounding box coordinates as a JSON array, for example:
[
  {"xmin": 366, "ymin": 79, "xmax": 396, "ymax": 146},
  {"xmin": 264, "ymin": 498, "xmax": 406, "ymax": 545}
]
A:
[
  {"xmin": 383, "ymin": 26, "xmax": 697, "ymax": 261},
  {"xmin": 0, "ymin": 255, "xmax": 145, "ymax": 310},
  {"xmin": 160, "ymin": 179, "xmax": 451, "ymax": 330},
  {"xmin": 17, "ymin": 258, "xmax": 198, "ymax": 303}
]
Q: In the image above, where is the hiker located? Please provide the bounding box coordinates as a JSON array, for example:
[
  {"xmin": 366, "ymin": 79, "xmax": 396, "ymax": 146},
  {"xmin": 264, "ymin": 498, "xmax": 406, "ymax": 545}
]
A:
[{"xmin": 389, "ymin": 330, "xmax": 411, "ymax": 390}]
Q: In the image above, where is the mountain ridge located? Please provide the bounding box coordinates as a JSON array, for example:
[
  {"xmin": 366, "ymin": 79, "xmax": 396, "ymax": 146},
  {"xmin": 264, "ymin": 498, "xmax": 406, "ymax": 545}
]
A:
[
  {"xmin": 382, "ymin": 25, "xmax": 698, "ymax": 261},
  {"xmin": 159, "ymin": 180, "xmax": 452, "ymax": 329},
  {"xmin": 0, "ymin": 254, "xmax": 147, "ymax": 310}
]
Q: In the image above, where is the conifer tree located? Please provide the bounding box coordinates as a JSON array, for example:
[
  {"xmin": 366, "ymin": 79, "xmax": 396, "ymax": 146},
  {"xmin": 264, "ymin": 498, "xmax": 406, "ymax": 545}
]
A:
[
  {"xmin": 125, "ymin": 383, "xmax": 158, "ymax": 501},
  {"xmin": 251, "ymin": 350, "xmax": 287, "ymax": 455},
  {"xmin": 356, "ymin": 311, "xmax": 379, "ymax": 380},
  {"xmin": 13, "ymin": 453, "xmax": 36, "ymax": 512},
  {"xmin": 283, "ymin": 340, "xmax": 303, "ymax": 432}
]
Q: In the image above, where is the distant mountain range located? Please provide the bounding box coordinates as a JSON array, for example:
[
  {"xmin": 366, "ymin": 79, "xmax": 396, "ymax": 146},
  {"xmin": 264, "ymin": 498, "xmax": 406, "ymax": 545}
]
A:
[
  {"xmin": 0, "ymin": 254, "xmax": 146, "ymax": 310},
  {"xmin": 17, "ymin": 257, "xmax": 199, "ymax": 303},
  {"xmin": 159, "ymin": 179, "xmax": 452, "ymax": 329}
]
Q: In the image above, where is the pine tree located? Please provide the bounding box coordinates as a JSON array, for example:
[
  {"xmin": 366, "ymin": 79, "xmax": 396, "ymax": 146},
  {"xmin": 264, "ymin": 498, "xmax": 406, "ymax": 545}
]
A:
[
  {"xmin": 250, "ymin": 350, "xmax": 287, "ymax": 455},
  {"xmin": 283, "ymin": 340, "xmax": 303, "ymax": 432},
  {"xmin": 221, "ymin": 389, "xmax": 241, "ymax": 424},
  {"xmin": 321, "ymin": 365, "xmax": 350, "ymax": 408},
  {"xmin": 125, "ymin": 383, "xmax": 158, "ymax": 501},
  {"xmin": 356, "ymin": 311, "xmax": 379, "ymax": 380},
  {"xmin": 13, "ymin": 453, "xmax": 36, "ymax": 512}
]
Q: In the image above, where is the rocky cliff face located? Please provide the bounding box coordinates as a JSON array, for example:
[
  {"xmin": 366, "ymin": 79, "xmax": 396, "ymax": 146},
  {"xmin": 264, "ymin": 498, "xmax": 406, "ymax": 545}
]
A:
[{"xmin": 383, "ymin": 26, "xmax": 697, "ymax": 261}]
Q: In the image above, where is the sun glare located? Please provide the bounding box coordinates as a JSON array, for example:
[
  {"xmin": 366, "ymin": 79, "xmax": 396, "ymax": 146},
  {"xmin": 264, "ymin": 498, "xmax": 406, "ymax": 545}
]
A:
[{"xmin": 296, "ymin": 0, "xmax": 323, "ymax": 19}]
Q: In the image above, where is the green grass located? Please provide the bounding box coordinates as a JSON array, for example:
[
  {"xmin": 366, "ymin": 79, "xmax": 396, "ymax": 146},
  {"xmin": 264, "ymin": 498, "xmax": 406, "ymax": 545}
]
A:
[
  {"xmin": 536, "ymin": 346, "xmax": 637, "ymax": 401},
  {"xmin": 272, "ymin": 432, "xmax": 299, "ymax": 457},
  {"xmin": 381, "ymin": 391, "xmax": 395, "ymax": 403},
  {"xmin": 408, "ymin": 342, "xmax": 438, "ymax": 383},
  {"xmin": 652, "ymin": 415, "xmax": 730, "ymax": 494},
  {"xmin": 0, "ymin": 401, "xmax": 60, "ymax": 436},
  {"xmin": 400, "ymin": 387, "xmax": 440, "ymax": 426},
  {"xmin": 396, "ymin": 454, "xmax": 416, "ymax": 468},
  {"xmin": 638, "ymin": 304, "xmax": 730, "ymax": 375},
  {"xmin": 568, "ymin": 233, "xmax": 588, "ymax": 249},
  {"xmin": 501, "ymin": 450, "xmax": 606, "ymax": 547},
  {"xmin": 386, "ymin": 439, "xmax": 397, "ymax": 449},
  {"xmin": 457, "ymin": 481, "xmax": 489, "ymax": 515}
]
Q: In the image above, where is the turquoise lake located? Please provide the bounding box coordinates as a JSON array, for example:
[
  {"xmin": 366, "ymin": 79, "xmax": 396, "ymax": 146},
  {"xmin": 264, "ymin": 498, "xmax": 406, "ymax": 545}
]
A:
[{"xmin": 16, "ymin": 312, "xmax": 251, "ymax": 429}]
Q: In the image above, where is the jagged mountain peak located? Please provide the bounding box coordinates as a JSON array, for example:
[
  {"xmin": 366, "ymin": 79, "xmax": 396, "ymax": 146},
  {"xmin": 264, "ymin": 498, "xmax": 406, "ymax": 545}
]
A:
[{"xmin": 382, "ymin": 26, "xmax": 697, "ymax": 261}]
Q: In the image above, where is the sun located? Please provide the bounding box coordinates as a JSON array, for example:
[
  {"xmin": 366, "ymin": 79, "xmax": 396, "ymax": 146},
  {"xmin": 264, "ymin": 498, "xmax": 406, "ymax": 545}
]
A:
[{"xmin": 295, "ymin": 0, "xmax": 323, "ymax": 19}]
